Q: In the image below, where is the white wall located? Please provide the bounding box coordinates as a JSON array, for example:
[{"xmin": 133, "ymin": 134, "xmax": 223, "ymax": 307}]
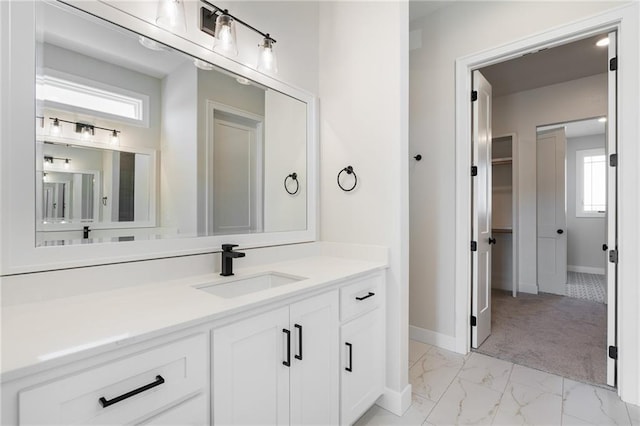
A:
[
  {"xmin": 161, "ymin": 61, "xmax": 198, "ymax": 235},
  {"xmin": 493, "ymin": 74, "xmax": 607, "ymax": 292},
  {"xmin": 263, "ymin": 90, "xmax": 306, "ymax": 232},
  {"xmin": 566, "ymin": 134, "xmax": 606, "ymax": 273},
  {"xmin": 319, "ymin": 1, "xmax": 410, "ymax": 413}
]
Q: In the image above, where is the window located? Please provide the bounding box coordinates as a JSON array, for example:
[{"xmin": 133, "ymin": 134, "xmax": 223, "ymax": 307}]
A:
[
  {"xmin": 36, "ymin": 70, "xmax": 148, "ymax": 126},
  {"xmin": 576, "ymin": 148, "xmax": 606, "ymax": 217}
]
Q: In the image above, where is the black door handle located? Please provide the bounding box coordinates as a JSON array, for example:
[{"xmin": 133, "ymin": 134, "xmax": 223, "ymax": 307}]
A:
[
  {"xmin": 488, "ymin": 237, "xmax": 496, "ymax": 245},
  {"xmin": 355, "ymin": 292, "xmax": 375, "ymax": 301},
  {"xmin": 282, "ymin": 329, "xmax": 291, "ymax": 367},
  {"xmin": 557, "ymin": 229, "xmax": 564, "ymax": 234},
  {"xmin": 294, "ymin": 324, "xmax": 302, "ymax": 360},
  {"xmin": 345, "ymin": 342, "xmax": 353, "ymax": 372},
  {"xmin": 603, "ymin": 244, "xmax": 608, "ymax": 251},
  {"xmin": 99, "ymin": 375, "xmax": 165, "ymax": 408}
]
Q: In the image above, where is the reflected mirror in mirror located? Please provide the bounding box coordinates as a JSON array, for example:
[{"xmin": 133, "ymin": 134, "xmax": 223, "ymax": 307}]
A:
[{"xmin": 35, "ymin": 1, "xmax": 308, "ymax": 246}]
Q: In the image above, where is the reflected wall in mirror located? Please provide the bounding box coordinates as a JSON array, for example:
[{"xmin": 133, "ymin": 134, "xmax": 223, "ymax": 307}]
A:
[{"xmin": 35, "ymin": 1, "xmax": 308, "ymax": 246}]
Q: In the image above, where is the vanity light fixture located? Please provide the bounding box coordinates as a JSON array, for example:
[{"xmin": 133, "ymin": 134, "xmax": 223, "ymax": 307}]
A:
[
  {"xmin": 155, "ymin": 0, "xmax": 187, "ymax": 31},
  {"xmin": 110, "ymin": 129, "xmax": 120, "ymax": 145},
  {"xmin": 64, "ymin": 158, "xmax": 71, "ymax": 169},
  {"xmin": 43, "ymin": 156, "xmax": 71, "ymax": 169},
  {"xmin": 257, "ymin": 35, "xmax": 278, "ymax": 74},
  {"xmin": 598, "ymin": 117, "xmax": 607, "ymax": 123},
  {"xmin": 200, "ymin": 0, "xmax": 277, "ymax": 73},
  {"xmin": 47, "ymin": 117, "xmax": 121, "ymax": 144},
  {"xmin": 596, "ymin": 37, "xmax": 610, "ymax": 47},
  {"xmin": 50, "ymin": 118, "xmax": 62, "ymax": 136}
]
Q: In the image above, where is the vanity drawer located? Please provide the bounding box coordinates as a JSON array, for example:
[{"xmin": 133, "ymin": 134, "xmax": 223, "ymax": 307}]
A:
[
  {"xmin": 340, "ymin": 274, "xmax": 382, "ymax": 322},
  {"xmin": 19, "ymin": 333, "xmax": 208, "ymax": 425}
]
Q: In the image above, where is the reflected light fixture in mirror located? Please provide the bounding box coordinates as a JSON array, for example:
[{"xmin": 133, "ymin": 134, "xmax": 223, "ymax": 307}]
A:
[
  {"xmin": 156, "ymin": 0, "xmax": 187, "ymax": 31},
  {"xmin": 596, "ymin": 37, "xmax": 609, "ymax": 47},
  {"xmin": 257, "ymin": 36, "xmax": 278, "ymax": 74},
  {"xmin": 193, "ymin": 58, "xmax": 216, "ymax": 71},
  {"xmin": 50, "ymin": 118, "xmax": 61, "ymax": 135}
]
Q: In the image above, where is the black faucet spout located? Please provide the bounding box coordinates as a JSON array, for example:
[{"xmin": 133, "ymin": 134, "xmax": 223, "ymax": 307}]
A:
[{"xmin": 220, "ymin": 244, "xmax": 245, "ymax": 276}]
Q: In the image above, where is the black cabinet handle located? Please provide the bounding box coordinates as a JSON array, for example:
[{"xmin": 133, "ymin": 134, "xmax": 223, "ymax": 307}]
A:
[
  {"xmin": 355, "ymin": 292, "xmax": 375, "ymax": 301},
  {"xmin": 345, "ymin": 342, "xmax": 353, "ymax": 372},
  {"xmin": 294, "ymin": 324, "xmax": 303, "ymax": 360},
  {"xmin": 557, "ymin": 229, "xmax": 564, "ymax": 234},
  {"xmin": 99, "ymin": 375, "xmax": 165, "ymax": 408},
  {"xmin": 282, "ymin": 328, "xmax": 291, "ymax": 367}
]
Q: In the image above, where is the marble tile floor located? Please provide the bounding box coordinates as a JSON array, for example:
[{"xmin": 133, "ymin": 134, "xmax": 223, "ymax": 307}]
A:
[{"xmin": 355, "ymin": 340, "xmax": 639, "ymax": 426}]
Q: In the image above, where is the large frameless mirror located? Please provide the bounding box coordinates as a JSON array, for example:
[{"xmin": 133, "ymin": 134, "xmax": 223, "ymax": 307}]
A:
[{"xmin": 35, "ymin": 0, "xmax": 308, "ymax": 246}]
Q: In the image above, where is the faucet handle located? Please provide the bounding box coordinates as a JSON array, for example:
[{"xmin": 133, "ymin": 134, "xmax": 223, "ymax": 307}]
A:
[{"xmin": 221, "ymin": 244, "xmax": 239, "ymax": 252}]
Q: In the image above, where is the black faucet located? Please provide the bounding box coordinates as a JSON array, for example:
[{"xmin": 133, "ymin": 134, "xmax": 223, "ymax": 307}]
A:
[
  {"xmin": 220, "ymin": 244, "xmax": 246, "ymax": 276},
  {"xmin": 83, "ymin": 226, "xmax": 91, "ymax": 239}
]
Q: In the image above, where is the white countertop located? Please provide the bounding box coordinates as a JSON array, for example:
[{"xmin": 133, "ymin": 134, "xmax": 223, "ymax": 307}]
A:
[{"xmin": 1, "ymin": 256, "xmax": 386, "ymax": 382}]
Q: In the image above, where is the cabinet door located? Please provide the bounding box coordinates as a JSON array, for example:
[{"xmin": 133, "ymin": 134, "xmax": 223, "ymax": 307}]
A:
[
  {"xmin": 290, "ymin": 291, "xmax": 339, "ymax": 425},
  {"xmin": 340, "ymin": 308, "xmax": 384, "ymax": 425},
  {"xmin": 213, "ymin": 307, "xmax": 290, "ymax": 425},
  {"xmin": 137, "ymin": 393, "xmax": 207, "ymax": 425}
]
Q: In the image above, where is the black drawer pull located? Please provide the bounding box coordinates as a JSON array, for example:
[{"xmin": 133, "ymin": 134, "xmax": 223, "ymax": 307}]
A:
[
  {"xmin": 355, "ymin": 292, "xmax": 375, "ymax": 301},
  {"xmin": 283, "ymin": 328, "xmax": 291, "ymax": 367},
  {"xmin": 345, "ymin": 342, "xmax": 353, "ymax": 372},
  {"xmin": 294, "ymin": 324, "xmax": 303, "ymax": 360},
  {"xmin": 99, "ymin": 375, "xmax": 165, "ymax": 408}
]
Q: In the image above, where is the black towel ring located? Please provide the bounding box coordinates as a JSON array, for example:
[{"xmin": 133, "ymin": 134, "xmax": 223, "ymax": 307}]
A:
[
  {"xmin": 337, "ymin": 166, "xmax": 357, "ymax": 192},
  {"xmin": 284, "ymin": 172, "xmax": 299, "ymax": 195}
]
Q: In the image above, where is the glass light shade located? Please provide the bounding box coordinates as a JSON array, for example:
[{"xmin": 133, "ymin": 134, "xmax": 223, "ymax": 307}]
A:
[
  {"xmin": 193, "ymin": 58, "xmax": 215, "ymax": 71},
  {"xmin": 155, "ymin": 0, "xmax": 186, "ymax": 31},
  {"xmin": 257, "ymin": 38, "xmax": 278, "ymax": 74},
  {"xmin": 50, "ymin": 118, "xmax": 61, "ymax": 136},
  {"xmin": 111, "ymin": 130, "xmax": 120, "ymax": 145},
  {"xmin": 64, "ymin": 159, "xmax": 70, "ymax": 169},
  {"xmin": 213, "ymin": 14, "xmax": 238, "ymax": 56},
  {"xmin": 80, "ymin": 126, "xmax": 92, "ymax": 140}
]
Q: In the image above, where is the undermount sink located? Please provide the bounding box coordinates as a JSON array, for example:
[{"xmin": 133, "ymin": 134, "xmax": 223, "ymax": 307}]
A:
[{"xmin": 196, "ymin": 272, "xmax": 307, "ymax": 299}]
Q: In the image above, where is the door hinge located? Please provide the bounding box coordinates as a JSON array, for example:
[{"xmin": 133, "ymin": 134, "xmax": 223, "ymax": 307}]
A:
[
  {"xmin": 608, "ymin": 345, "xmax": 618, "ymax": 360},
  {"xmin": 609, "ymin": 249, "xmax": 618, "ymax": 264},
  {"xmin": 471, "ymin": 90, "xmax": 478, "ymax": 102},
  {"xmin": 471, "ymin": 165, "xmax": 478, "ymax": 176},
  {"xmin": 609, "ymin": 57, "xmax": 618, "ymax": 71},
  {"xmin": 471, "ymin": 241, "xmax": 477, "ymax": 252},
  {"xmin": 610, "ymin": 153, "xmax": 617, "ymax": 167},
  {"xmin": 470, "ymin": 316, "xmax": 477, "ymax": 327}
]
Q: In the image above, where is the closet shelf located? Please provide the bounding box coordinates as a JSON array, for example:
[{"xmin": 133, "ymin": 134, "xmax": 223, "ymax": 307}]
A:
[
  {"xmin": 492, "ymin": 227, "xmax": 513, "ymax": 234},
  {"xmin": 491, "ymin": 157, "xmax": 512, "ymax": 165}
]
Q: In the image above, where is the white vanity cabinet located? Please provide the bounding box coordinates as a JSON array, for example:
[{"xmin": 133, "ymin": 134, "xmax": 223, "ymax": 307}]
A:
[
  {"xmin": 212, "ymin": 290, "xmax": 339, "ymax": 425},
  {"xmin": 339, "ymin": 274, "xmax": 385, "ymax": 425},
  {"xmin": 17, "ymin": 333, "xmax": 208, "ymax": 425}
]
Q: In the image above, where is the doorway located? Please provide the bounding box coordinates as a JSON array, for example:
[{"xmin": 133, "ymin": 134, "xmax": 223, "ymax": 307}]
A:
[{"xmin": 467, "ymin": 31, "xmax": 617, "ymax": 386}]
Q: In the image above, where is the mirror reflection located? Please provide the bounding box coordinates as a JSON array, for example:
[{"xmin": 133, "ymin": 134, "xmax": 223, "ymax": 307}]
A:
[{"xmin": 35, "ymin": 1, "xmax": 308, "ymax": 246}]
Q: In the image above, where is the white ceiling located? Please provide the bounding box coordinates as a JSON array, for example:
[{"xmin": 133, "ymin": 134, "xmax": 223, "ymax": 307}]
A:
[
  {"xmin": 538, "ymin": 117, "xmax": 606, "ymax": 138},
  {"xmin": 480, "ymin": 34, "xmax": 609, "ymax": 97},
  {"xmin": 41, "ymin": 2, "xmax": 189, "ymax": 79}
]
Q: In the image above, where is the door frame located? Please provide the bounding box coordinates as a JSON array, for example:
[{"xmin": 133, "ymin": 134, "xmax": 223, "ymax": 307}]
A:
[
  {"xmin": 453, "ymin": 5, "xmax": 639, "ymax": 402},
  {"xmin": 205, "ymin": 100, "xmax": 264, "ymax": 235}
]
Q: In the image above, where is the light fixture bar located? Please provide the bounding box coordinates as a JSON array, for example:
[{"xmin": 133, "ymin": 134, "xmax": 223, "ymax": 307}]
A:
[
  {"xmin": 49, "ymin": 117, "xmax": 119, "ymax": 135},
  {"xmin": 199, "ymin": 0, "xmax": 276, "ymax": 43}
]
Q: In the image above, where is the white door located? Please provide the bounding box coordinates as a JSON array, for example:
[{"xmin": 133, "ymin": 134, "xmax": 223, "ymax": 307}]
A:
[
  {"xmin": 340, "ymin": 308, "xmax": 384, "ymax": 425},
  {"xmin": 289, "ymin": 291, "xmax": 339, "ymax": 425},
  {"xmin": 536, "ymin": 128, "xmax": 567, "ymax": 295},
  {"xmin": 212, "ymin": 117, "xmax": 258, "ymax": 234},
  {"xmin": 212, "ymin": 307, "xmax": 290, "ymax": 425},
  {"xmin": 471, "ymin": 70, "xmax": 493, "ymax": 348},
  {"xmin": 605, "ymin": 30, "xmax": 618, "ymax": 387}
]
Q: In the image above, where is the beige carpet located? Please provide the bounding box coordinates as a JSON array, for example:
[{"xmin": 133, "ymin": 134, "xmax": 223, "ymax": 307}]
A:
[{"xmin": 476, "ymin": 290, "xmax": 607, "ymax": 386}]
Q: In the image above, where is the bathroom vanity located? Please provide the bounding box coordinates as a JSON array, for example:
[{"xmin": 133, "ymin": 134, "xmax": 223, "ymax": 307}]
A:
[{"xmin": 1, "ymin": 254, "xmax": 386, "ymax": 425}]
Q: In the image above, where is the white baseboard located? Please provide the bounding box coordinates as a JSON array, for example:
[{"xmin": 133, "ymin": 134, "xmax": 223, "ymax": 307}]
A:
[
  {"xmin": 519, "ymin": 282, "xmax": 538, "ymax": 294},
  {"xmin": 376, "ymin": 384, "xmax": 412, "ymax": 416},
  {"xmin": 568, "ymin": 265, "xmax": 605, "ymax": 275},
  {"xmin": 409, "ymin": 325, "xmax": 458, "ymax": 353}
]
